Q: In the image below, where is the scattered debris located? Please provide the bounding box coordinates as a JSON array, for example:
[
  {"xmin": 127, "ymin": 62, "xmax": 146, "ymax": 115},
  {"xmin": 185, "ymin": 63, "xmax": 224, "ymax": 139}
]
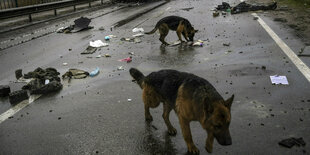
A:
[
  {"xmin": 98, "ymin": 26, "xmax": 105, "ymax": 31},
  {"xmin": 270, "ymin": 75, "xmax": 289, "ymax": 85},
  {"xmin": 215, "ymin": 2, "xmax": 277, "ymax": 14},
  {"xmin": 96, "ymin": 55, "xmax": 102, "ymax": 58},
  {"xmin": 63, "ymin": 63, "xmax": 68, "ymax": 66},
  {"xmin": 15, "ymin": 69, "xmax": 23, "ymax": 80},
  {"xmin": 0, "ymin": 85, "xmax": 11, "ymax": 97},
  {"xmin": 117, "ymin": 66, "xmax": 124, "ymax": 71},
  {"xmin": 56, "ymin": 25, "xmax": 74, "ymax": 33},
  {"xmin": 128, "ymin": 52, "xmax": 134, "ymax": 55},
  {"xmin": 223, "ymin": 43, "xmax": 230, "ymax": 46},
  {"xmin": 127, "ymin": 99, "xmax": 132, "ymax": 102},
  {"xmin": 134, "ymin": 38, "xmax": 142, "ymax": 43},
  {"xmin": 105, "ymin": 36, "xmax": 111, "ymax": 41},
  {"xmin": 90, "ymin": 67, "xmax": 100, "ymax": 77},
  {"xmin": 253, "ymin": 17, "xmax": 259, "ymax": 20},
  {"xmin": 119, "ymin": 56, "xmax": 132, "ymax": 63},
  {"xmin": 213, "ymin": 11, "xmax": 220, "ymax": 17},
  {"xmin": 192, "ymin": 40, "xmax": 204, "ymax": 46},
  {"xmin": 72, "ymin": 17, "xmax": 93, "ymax": 32},
  {"xmin": 22, "ymin": 67, "xmax": 62, "ymax": 94},
  {"xmin": 132, "ymin": 28, "xmax": 144, "ymax": 33},
  {"xmin": 170, "ymin": 40, "xmax": 181, "ymax": 46},
  {"xmin": 133, "ymin": 33, "xmax": 144, "ymax": 37},
  {"xmin": 180, "ymin": 7, "xmax": 194, "ymax": 11},
  {"xmin": 81, "ymin": 46, "xmax": 97, "ymax": 54},
  {"xmin": 104, "ymin": 54, "xmax": 111, "ymax": 57},
  {"xmin": 89, "ymin": 40, "xmax": 109, "ymax": 48},
  {"xmin": 261, "ymin": 66, "xmax": 266, "ymax": 70},
  {"xmin": 9, "ymin": 90, "xmax": 29, "ymax": 104},
  {"xmin": 62, "ymin": 69, "xmax": 89, "ymax": 79},
  {"xmin": 279, "ymin": 137, "xmax": 306, "ymax": 148}
]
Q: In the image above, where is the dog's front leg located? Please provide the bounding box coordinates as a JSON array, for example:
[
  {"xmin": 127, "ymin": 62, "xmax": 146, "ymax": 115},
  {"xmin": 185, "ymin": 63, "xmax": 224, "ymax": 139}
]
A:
[
  {"xmin": 179, "ymin": 116, "xmax": 199, "ymax": 154},
  {"xmin": 205, "ymin": 131, "xmax": 214, "ymax": 153},
  {"xmin": 182, "ymin": 30, "xmax": 189, "ymax": 42}
]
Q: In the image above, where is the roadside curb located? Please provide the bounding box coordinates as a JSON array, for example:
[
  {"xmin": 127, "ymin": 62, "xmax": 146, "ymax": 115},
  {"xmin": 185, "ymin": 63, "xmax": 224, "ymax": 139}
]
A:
[{"xmin": 112, "ymin": 0, "xmax": 168, "ymax": 28}]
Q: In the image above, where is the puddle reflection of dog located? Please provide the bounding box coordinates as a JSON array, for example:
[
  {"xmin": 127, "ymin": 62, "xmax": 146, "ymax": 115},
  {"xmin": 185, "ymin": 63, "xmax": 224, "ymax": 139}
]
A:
[
  {"xmin": 130, "ymin": 68, "xmax": 234, "ymax": 154},
  {"xmin": 145, "ymin": 16, "xmax": 198, "ymax": 45}
]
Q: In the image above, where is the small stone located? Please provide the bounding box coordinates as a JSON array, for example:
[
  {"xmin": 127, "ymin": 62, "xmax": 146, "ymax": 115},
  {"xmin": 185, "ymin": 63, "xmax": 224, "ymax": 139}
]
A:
[
  {"xmin": 261, "ymin": 66, "xmax": 266, "ymax": 70},
  {"xmin": 49, "ymin": 110, "xmax": 53, "ymax": 112},
  {"xmin": 261, "ymin": 123, "xmax": 264, "ymax": 126},
  {"xmin": 58, "ymin": 117, "xmax": 61, "ymax": 120}
]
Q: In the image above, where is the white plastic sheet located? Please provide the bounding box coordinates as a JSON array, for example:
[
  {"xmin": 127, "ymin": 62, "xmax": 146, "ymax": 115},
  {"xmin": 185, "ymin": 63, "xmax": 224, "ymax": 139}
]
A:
[{"xmin": 89, "ymin": 40, "xmax": 109, "ymax": 48}]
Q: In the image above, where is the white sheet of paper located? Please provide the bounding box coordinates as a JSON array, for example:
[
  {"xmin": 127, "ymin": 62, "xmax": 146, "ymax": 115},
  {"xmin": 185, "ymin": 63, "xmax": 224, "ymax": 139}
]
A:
[{"xmin": 270, "ymin": 75, "xmax": 289, "ymax": 85}]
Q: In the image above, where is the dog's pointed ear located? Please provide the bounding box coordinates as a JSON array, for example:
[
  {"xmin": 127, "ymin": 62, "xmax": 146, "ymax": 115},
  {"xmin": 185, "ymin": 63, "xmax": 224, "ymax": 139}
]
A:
[
  {"xmin": 195, "ymin": 29, "xmax": 198, "ymax": 33},
  {"xmin": 224, "ymin": 94, "xmax": 234, "ymax": 109}
]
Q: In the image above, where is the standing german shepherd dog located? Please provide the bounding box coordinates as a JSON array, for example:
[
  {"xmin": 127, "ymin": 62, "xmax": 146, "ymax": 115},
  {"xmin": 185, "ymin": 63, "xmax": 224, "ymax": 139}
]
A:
[
  {"xmin": 145, "ymin": 16, "xmax": 198, "ymax": 45},
  {"xmin": 129, "ymin": 68, "xmax": 234, "ymax": 154}
]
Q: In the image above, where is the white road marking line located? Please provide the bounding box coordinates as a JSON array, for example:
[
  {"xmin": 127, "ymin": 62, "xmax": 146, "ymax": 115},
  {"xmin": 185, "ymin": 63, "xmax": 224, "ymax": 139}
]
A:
[
  {"xmin": 252, "ymin": 13, "xmax": 310, "ymax": 82},
  {"xmin": 0, "ymin": 94, "xmax": 41, "ymax": 124}
]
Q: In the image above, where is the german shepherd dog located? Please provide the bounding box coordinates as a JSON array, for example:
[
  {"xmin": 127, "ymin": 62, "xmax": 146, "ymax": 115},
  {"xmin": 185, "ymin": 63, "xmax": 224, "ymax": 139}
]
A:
[
  {"xmin": 145, "ymin": 16, "xmax": 198, "ymax": 45},
  {"xmin": 129, "ymin": 68, "xmax": 234, "ymax": 154}
]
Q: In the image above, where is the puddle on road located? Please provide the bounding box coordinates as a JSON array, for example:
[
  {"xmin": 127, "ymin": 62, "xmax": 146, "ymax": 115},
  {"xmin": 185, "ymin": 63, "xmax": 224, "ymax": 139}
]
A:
[
  {"xmin": 137, "ymin": 123, "xmax": 177, "ymax": 154},
  {"xmin": 145, "ymin": 44, "xmax": 198, "ymax": 68}
]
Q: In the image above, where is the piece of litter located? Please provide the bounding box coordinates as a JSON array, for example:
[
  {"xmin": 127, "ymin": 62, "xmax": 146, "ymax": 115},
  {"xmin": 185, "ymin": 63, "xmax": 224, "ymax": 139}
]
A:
[
  {"xmin": 170, "ymin": 40, "xmax": 181, "ymax": 46},
  {"xmin": 270, "ymin": 75, "xmax": 289, "ymax": 85},
  {"xmin": 104, "ymin": 54, "xmax": 111, "ymax": 57},
  {"xmin": 45, "ymin": 79, "xmax": 50, "ymax": 85},
  {"xmin": 192, "ymin": 40, "xmax": 203, "ymax": 46},
  {"xmin": 90, "ymin": 40, "xmax": 109, "ymax": 48},
  {"xmin": 63, "ymin": 63, "xmax": 68, "ymax": 66},
  {"xmin": 90, "ymin": 67, "xmax": 100, "ymax": 77},
  {"xmin": 253, "ymin": 17, "xmax": 259, "ymax": 20},
  {"xmin": 134, "ymin": 38, "xmax": 141, "ymax": 43},
  {"xmin": 223, "ymin": 43, "xmax": 230, "ymax": 46},
  {"xmin": 133, "ymin": 33, "xmax": 144, "ymax": 37},
  {"xmin": 213, "ymin": 11, "xmax": 220, "ymax": 17},
  {"xmin": 81, "ymin": 46, "xmax": 97, "ymax": 54},
  {"xmin": 128, "ymin": 52, "xmax": 134, "ymax": 55},
  {"xmin": 105, "ymin": 36, "xmax": 110, "ymax": 41},
  {"xmin": 132, "ymin": 28, "xmax": 144, "ymax": 33},
  {"xmin": 119, "ymin": 56, "xmax": 132, "ymax": 63},
  {"xmin": 96, "ymin": 55, "xmax": 102, "ymax": 58},
  {"xmin": 128, "ymin": 99, "xmax": 132, "ymax": 102},
  {"xmin": 279, "ymin": 137, "xmax": 306, "ymax": 148},
  {"xmin": 117, "ymin": 66, "xmax": 124, "ymax": 70}
]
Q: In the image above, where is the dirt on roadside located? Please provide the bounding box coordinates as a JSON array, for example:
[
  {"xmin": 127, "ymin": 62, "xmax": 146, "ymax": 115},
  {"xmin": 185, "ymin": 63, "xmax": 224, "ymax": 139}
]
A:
[{"xmin": 248, "ymin": 0, "xmax": 310, "ymax": 46}]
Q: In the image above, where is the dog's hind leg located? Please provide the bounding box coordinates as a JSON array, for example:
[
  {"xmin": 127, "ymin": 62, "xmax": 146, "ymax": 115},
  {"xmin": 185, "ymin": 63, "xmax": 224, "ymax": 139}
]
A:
[
  {"xmin": 142, "ymin": 85, "xmax": 161, "ymax": 122},
  {"xmin": 159, "ymin": 24, "xmax": 169, "ymax": 45},
  {"xmin": 162, "ymin": 102, "xmax": 177, "ymax": 135},
  {"xmin": 179, "ymin": 116, "xmax": 199, "ymax": 154}
]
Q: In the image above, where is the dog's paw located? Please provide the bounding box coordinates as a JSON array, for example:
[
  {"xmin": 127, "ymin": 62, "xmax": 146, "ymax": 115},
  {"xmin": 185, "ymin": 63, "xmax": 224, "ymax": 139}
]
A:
[
  {"xmin": 168, "ymin": 127, "xmax": 177, "ymax": 136},
  {"xmin": 188, "ymin": 146, "xmax": 200, "ymax": 154}
]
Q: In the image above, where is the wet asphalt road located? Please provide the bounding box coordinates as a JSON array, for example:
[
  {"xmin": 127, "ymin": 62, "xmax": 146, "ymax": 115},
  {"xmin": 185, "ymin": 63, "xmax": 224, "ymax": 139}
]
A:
[{"xmin": 0, "ymin": 0, "xmax": 310, "ymax": 154}]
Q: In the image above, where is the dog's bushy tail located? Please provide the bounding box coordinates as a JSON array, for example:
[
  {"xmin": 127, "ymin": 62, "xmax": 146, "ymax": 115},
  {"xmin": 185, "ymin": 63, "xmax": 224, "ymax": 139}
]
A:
[
  {"xmin": 144, "ymin": 27, "xmax": 157, "ymax": 35},
  {"xmin": 129, "ymin": 68, "xmax": 145, "ymax": 88}
]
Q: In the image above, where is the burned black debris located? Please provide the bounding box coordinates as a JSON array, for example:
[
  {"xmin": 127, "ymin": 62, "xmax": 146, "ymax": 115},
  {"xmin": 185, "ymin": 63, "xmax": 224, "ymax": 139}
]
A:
[
  {"xmin": 279, "ymin": 137, "xmax": 306, "ymax": 148},
  {"xmin": 9, "ymin": 90, "xmax": 29, "ymax": 105},
  {"xmin": 215, "ymin": 1, "xmax": 277, "ymax": 14},
  {"xmin": 0, "ymin": 85, "xmax": 11, "ymax": 97},
  {"xmin": 22, "ymin": 67, "xmax": 62, "ymax": 95}
]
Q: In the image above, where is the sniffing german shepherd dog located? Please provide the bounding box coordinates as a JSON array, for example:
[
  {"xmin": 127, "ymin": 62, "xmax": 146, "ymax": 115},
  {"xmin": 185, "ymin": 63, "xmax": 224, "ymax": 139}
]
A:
[
  {"xmin": 145, "ymin": 16, "xmax": 198, "ymax": 45},
  {"xmin": 129, "ymin": 68, "xmax": 234, "ymax": 154}
]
